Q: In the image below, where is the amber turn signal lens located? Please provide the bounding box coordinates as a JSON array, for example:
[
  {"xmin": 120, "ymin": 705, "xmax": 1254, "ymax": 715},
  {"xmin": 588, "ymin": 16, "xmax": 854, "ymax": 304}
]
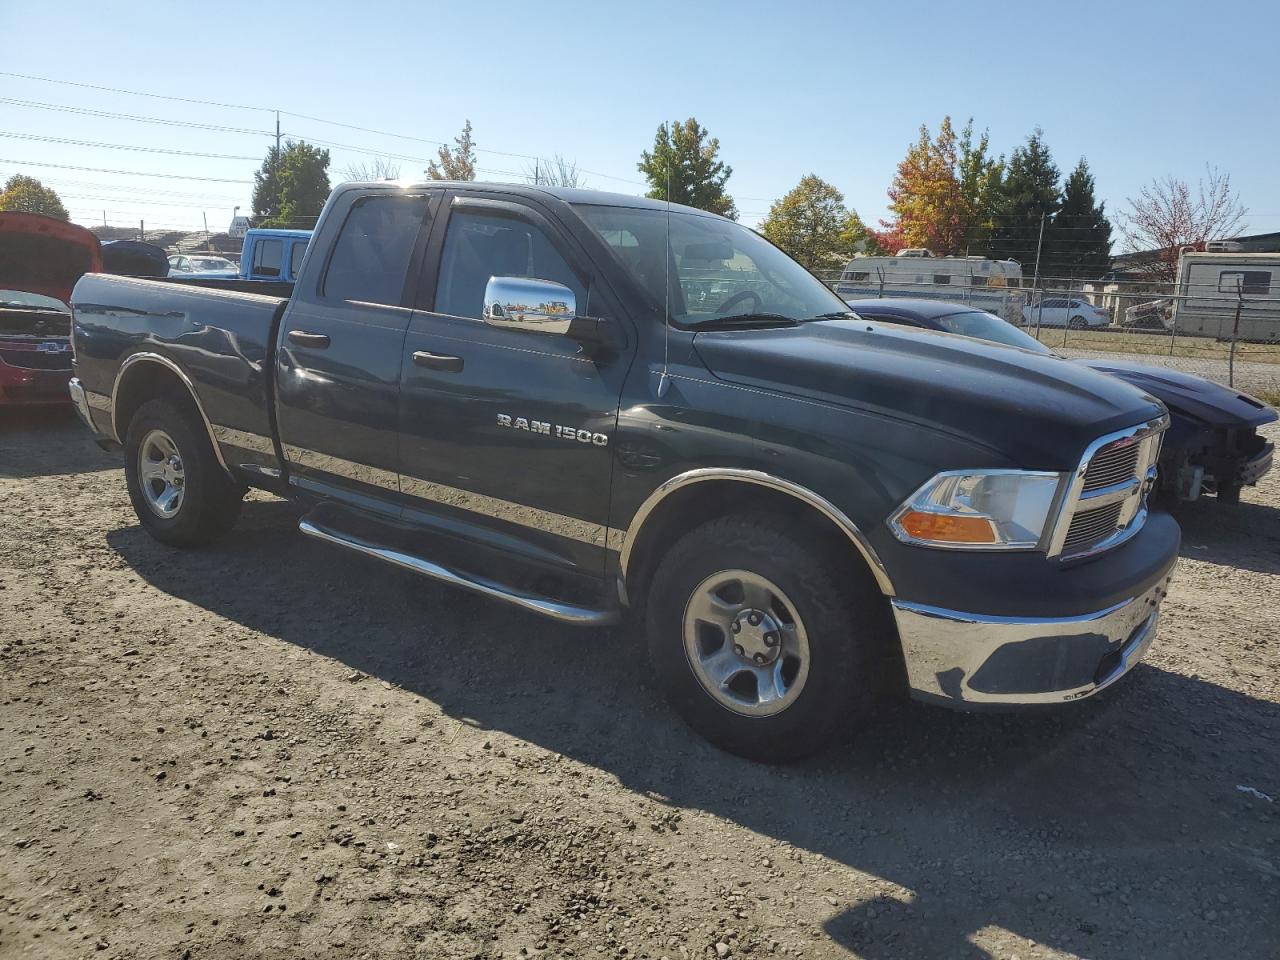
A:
[{"xmin": 897, "ymin": 510, "xmax": 998, "ymax": 544}]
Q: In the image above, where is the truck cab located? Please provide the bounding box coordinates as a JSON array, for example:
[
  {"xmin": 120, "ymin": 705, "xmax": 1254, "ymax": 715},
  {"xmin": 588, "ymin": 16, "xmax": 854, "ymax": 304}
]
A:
[{"xmin": 239, "ymin": 228, "xmax": 312, "ymax": 282}]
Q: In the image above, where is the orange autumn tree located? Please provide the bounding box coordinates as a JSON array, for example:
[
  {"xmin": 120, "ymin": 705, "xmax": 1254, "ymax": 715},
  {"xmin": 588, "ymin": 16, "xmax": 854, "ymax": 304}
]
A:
[{"xmin": 875, "ymin": 117, "xmax": 972, "ymax": 255}]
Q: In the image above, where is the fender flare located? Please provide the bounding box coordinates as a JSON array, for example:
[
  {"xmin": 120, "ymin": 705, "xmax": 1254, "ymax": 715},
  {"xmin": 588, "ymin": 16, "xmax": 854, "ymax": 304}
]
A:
[
  {"xmin": 616, "ymin": 468, "xmax": 895, "ymax": 596},
  {"xmin": 110, "ymin": 352, "xmax": 235, "ymax": 480}
]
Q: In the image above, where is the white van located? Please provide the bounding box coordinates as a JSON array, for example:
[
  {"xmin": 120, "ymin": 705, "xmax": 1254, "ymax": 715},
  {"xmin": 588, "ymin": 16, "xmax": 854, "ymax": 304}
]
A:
[
  {"xmin": 1170, "ymin": 252, "xmax": 1280, "ymax": 342},
  {"xmin": 835, "ymin": 254, "xmax": 1025, "ymax": 323}
]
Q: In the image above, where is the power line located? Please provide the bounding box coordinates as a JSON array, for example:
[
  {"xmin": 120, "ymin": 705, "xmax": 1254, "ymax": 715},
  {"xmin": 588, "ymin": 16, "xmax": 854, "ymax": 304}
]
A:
[
  {"xmin": 0, "ymin": 71, "xmax": 270, "ymax": 113},
  {"xmin": 0, "ymin": 169, "xmax": 242, "ymax": 201},
  {"xmin": 0, "ymin": 71, "xmax": 647, "ymax": 187},
  {"xmin": 0, "ymin": 97, "xmax": 274, "ymax": 137},
  {"xmin": 0, "ymin": 130, "xmax": 258, "ymax": 161},
  {"xmin": 58, "ymin": 192, "xmax": 240, "ymax": 209},
  {"xmin": 0, "ymin": 157, "xmax": 253, "ymax": 183}
]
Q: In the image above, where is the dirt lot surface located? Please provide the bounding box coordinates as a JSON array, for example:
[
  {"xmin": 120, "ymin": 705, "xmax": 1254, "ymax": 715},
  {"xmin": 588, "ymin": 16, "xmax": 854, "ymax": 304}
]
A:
[{"xmin": 2, "ymin": 411, "xmax": 1278, "ymax": 960}]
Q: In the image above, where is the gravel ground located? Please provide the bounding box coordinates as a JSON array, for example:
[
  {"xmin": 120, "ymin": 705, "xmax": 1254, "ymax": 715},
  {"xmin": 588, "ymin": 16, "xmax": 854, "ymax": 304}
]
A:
[
  {"xmin": 1058, "ymin": 348, "xmax": 1280, "ymax": 397},
  {"xmin": 1, "ymin": 411, "xmax": 1278, "ymax": 960}
]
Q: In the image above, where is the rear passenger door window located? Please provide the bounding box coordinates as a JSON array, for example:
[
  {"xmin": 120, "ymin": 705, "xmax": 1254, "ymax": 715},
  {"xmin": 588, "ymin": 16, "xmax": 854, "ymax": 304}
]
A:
[
  {"xmin": 430, "ymin": 210, "xmax": 586, "ymax": 320},
  {"xmin": 324, "ymin": 195, "xmax": 431, "ymax": 306},
  {"xmin": 252, "ymin": 239, "xmax": 283, "ymax": 278},
  {"xmin": 289, "ymin": 241, "xmax": 307, "ymax": 279}
]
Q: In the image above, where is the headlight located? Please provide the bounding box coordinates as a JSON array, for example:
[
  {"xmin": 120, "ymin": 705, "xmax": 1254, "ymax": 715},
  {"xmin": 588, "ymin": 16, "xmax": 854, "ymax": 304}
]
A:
[{"xmin": 889, "ymin": 470, "xmax": 1062, "ymax": 549}]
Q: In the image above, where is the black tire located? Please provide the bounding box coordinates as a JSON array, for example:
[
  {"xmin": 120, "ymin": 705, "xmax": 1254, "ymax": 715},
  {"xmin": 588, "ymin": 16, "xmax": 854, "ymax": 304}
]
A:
[
  {"xmin": 1069, "ymin": 316, "xmax": 1088, "ymax": 330},
  {"xmin": 1217, "ymin": 481, "xmax": 1242, "ymax": 504},
  {"xmin": 124, "ymin": 397, "xmax": 242, "ymax": 546},
  {"xmin": 645, "ymin": 514, "xmax": 890, "ymax": 763}
]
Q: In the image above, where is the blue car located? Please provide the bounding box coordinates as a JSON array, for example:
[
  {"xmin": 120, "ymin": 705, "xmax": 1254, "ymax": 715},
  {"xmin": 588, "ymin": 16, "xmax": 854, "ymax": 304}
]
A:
[{"xmin": 849, "ymin": 298, "xmax": 1276, "ymax": 503}]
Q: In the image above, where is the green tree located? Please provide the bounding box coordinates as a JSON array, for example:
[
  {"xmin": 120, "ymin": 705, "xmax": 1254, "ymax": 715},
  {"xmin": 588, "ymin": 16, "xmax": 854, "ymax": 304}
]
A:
[
  {"xmin": 987, "ymin": 128, "xmax": 1060, "ymax": 270},
  {"xmin": 0, "ymin": 175, "xmax": 68, "ymax": 219},
  {"xmin": 638, "ymin": 118, "xmax": 736, "ymax": 219},
  {"xmin": 251, "ymin": 144, "xmax": 285, "ymax": 222},
  {"xmin": 761, "ymin": 175, "xmax": 864, "ymax": 272},
  {"xmin": 253, "ymin": 141, "xmax": 331, "ymax": 228},
  {"xmin": 271, "ymin": 142, "xmax": 331, "ymax": 229},
  {"xmin": 1049, "ymin": 158, "xmax": 1112, "ymax": 279},
  {"xmin": 426, "ymin": 120, "xmax": 476, "ymax": 181},
  {"xmin": 957, "ymin": 120, "xmax": 1004, "ymax": 251}
]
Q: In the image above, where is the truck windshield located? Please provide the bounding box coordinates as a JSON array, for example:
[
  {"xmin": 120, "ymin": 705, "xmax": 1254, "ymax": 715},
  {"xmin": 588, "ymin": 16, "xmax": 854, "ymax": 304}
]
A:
[
  {"xmin": 574, "ymin": 204, "xmax": 851, "ymax": 327},
  {"xmin": 933, "ymin": 309, "xmax": 1054, "ymax": 355}
]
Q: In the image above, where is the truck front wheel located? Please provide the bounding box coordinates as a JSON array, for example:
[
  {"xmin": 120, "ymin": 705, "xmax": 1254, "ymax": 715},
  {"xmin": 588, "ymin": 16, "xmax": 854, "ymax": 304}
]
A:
[
  {"xmin": 124, "ymin": 397, "xmax": 243, "ymax": 546},
  {"xmin": 645, "ymin": 514, "xmax": 888, "ymax": 762}
]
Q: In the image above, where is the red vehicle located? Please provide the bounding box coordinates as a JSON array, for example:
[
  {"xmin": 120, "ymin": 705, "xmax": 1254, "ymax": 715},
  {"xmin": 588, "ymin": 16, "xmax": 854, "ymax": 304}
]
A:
[{"xmin": 0, "ymin": 213, "xmax": 101, "ymax": 406}]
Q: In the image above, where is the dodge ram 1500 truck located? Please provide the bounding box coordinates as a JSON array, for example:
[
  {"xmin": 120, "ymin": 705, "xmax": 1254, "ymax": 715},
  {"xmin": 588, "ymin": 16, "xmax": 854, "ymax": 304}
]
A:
[{"xmin": 68, "ymin": 182, "xmax": 1179, "ymax": 762}]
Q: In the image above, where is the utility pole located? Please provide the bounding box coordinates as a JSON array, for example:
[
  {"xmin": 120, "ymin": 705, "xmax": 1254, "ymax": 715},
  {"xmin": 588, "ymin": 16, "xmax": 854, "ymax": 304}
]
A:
[
  {"xmin": 139, "ymin": 219, "xmax": 144, "ymax": 241},
  {"xmin": 274, "ymin": 110, "xmax": 284, "ymax": 224},
  {"xmin": 1030, "ymin": 212, "xmax": 1046, "ymax": 336},
  {"xmin": 202, "ymin": 211, "xmax": 211, "ymax": 251}
]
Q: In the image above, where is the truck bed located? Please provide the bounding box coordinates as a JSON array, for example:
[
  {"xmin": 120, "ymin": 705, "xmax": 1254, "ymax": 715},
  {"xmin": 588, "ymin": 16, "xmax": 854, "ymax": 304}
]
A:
[{"xmin": 70, "ymin": 273, "xmax": 289, "ymax": 480}]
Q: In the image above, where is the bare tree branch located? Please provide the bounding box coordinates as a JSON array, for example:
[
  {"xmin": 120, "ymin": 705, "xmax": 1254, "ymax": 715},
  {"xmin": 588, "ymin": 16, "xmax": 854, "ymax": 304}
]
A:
[
  {"xmin": 341, "ymin": 157, "xmax": 402, "ymax": 182},
  {"xmin": 524, "ymin": 154, "xmax": 585, "ymax": 188},
  {"xmin": 1119, "ymin": 165, "xmax": 1247, "ymax": 280}
]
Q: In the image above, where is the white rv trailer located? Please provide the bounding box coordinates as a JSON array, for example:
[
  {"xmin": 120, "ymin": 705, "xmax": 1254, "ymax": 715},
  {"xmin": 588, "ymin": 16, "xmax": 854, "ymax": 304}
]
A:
[
  {"xmin": 1169, "ymin": 251, "xmax": 1280, "ymax": 342},
  {"xmin": 834, "ymin": 253, "xmax": 1025, "ymax": 323}
]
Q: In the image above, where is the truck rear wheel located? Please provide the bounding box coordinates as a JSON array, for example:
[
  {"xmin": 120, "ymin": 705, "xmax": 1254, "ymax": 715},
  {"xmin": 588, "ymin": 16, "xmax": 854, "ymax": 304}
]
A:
[
  {"xmin": 645, "ymin": 514, "xmax": 887, "ymax": 762},
  {"xmin": 124, "ymin": 397, "xmax": 243, "ymax": 546}
]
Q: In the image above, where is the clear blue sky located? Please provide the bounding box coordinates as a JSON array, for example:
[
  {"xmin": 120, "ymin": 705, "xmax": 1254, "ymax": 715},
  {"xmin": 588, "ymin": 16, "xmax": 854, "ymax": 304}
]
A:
[{"xmin": 2, "ymin": 0, "xmax": 1277, "ymax": 243}]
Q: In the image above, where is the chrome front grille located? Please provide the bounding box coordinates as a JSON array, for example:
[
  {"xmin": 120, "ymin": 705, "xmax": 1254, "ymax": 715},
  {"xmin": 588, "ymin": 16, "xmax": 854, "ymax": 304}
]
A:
[
  {"xmin": 1049, "ymin": 416, "xmax": 1168, "ymax": 560},
  {"xmin": 1082, "ymin": 440, "xmax": 1141, "ymax": 492},
  {"xmin": 1062, "ymin": 501, "xmax": 1125, "ymax": 551}
]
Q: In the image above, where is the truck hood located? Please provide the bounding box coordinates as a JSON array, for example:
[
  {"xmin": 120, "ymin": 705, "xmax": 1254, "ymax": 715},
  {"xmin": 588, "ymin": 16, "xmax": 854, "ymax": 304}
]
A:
[
  {"xmin": 692, "ymin": 319, "xmax": 1166, "ymax": 468},
  {"xmin": 0, "ymin": 212, "xmax": 102, "ymax": 303},
  {"xmin": 1077, "ymin": 357, "xmax": 1278, "ymax": 428}
]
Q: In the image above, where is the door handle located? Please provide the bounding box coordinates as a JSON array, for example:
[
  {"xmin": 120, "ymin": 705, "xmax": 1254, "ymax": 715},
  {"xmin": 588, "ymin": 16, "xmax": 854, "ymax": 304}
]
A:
[
  {"xmin": 412, "ymin": 350, "xmax": 464, "ymax": 373},
  {"xmin": 288, "ymin": 330, "xmax": 330, "ymax": 348}
]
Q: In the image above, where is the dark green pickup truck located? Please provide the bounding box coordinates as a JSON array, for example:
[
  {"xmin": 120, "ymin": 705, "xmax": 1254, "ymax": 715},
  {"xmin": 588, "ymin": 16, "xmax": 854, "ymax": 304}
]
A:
[{"xmin": 68, "ymin": 182, "xmax": 1178, "ymax": 761}]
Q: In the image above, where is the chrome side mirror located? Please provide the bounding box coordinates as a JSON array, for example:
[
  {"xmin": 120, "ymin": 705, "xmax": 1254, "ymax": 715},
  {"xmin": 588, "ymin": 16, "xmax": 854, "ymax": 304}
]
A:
[{"xmin": 482, "ymin": 276, "xmax": 576, "ymax": 335}]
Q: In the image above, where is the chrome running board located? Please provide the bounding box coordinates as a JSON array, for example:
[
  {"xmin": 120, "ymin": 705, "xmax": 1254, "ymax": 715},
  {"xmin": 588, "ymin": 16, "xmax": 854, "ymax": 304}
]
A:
[{"xmin": 298, "ymin": 518, "xmax": 619, "ymax": 627}]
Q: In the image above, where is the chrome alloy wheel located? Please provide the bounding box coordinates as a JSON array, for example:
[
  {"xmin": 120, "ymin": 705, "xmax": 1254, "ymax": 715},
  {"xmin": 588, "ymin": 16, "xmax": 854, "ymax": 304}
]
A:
[
  {"xmin": 682, "ymin": 569, "xmax": 811, "ymax": 717},
  {"xmin": 138, "ymin": 428, "xmax": 186, "ymax": 519}
]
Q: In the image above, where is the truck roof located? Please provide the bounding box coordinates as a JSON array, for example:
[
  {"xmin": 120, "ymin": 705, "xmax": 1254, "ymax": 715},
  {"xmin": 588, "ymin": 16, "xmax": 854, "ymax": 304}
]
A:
[
  {"xmin": 244, "ymin": 227, "xmax": 313, "ymax": 238},
  {"xmin": 337, "ymin": 180, "xmax": 728, "ymax": 220}
]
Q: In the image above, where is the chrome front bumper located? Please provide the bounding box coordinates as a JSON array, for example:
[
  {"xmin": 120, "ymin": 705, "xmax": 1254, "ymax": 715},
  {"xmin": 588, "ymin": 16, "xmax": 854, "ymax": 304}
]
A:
[{"xmin": 892, "ymin": 573, "xmax": 1173, "ymax": 707}]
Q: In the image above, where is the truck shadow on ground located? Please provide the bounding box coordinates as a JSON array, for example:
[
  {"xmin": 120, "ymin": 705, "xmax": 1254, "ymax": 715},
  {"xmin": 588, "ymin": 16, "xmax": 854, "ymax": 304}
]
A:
[
  {"xmin": 106, "ymin": 500, "xmax": 1280, "ymax": 960},
  {"xmin": 1170, "ymin": 497, "xmax": 1280, "ymax": 576},
  {"xmin": 0, "ymin": 408, "xmax": 118, "ymax": 478}
]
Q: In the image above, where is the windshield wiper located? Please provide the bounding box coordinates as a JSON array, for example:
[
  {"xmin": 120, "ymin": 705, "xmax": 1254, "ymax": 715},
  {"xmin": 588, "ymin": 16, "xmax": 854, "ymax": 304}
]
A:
[
  {"xmin": 684, "ymin": 313, "xmax": 799, "ymax": 330},
  {"xmin": 805, "ymin": 310, "xmax": 858, "ymax": 321}
]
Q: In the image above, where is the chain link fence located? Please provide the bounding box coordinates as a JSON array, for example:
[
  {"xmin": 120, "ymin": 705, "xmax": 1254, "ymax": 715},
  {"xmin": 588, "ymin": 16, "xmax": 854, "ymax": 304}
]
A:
[{"xmin": 816, "ymin": 270, "xmax": 1280, "ymax": 400}]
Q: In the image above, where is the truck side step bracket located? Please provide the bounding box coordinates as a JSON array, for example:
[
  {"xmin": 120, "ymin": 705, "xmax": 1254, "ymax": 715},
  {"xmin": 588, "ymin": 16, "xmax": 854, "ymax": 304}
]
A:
[{"xmin": 297, "ymin": 517, "xmax": 619, "ymax": 627}]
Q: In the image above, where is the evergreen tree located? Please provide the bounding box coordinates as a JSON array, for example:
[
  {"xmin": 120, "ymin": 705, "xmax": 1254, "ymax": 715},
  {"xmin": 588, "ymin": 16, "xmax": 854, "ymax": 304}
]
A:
[
  {"xmin": 638, "ymin": 118, "xmax": 736, "ymax": 219},
  {"xmin": 1049, "ymin": 158, "xmax": 1112, "ymax": 279},
  {"xmin": 987, "ymin": 129, "xmax": 1060, "ymax": 271}
]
